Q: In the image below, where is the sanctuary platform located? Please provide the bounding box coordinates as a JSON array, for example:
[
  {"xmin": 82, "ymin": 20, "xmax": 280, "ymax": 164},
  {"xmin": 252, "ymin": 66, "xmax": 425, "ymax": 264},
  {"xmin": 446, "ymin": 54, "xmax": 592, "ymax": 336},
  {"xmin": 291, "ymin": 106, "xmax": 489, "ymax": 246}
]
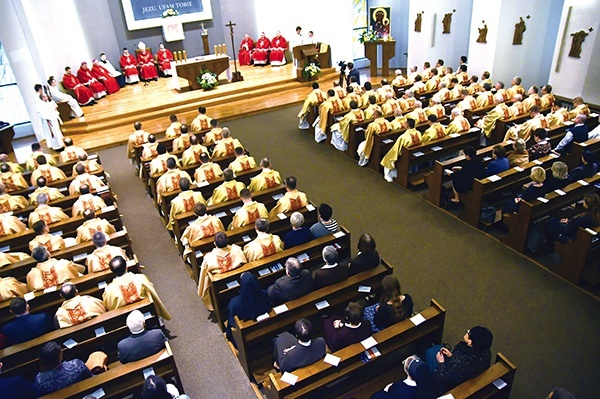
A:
[{"xmin": 62, "ymin": 62, "xmax": 338, "ymax": 151}]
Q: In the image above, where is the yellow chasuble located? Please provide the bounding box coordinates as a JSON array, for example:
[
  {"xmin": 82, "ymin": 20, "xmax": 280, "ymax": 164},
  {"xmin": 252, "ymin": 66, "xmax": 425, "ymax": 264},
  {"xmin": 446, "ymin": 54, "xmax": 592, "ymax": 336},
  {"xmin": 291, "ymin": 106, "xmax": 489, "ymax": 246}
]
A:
[
  {"xmin": 197, "ymin": 244, "xmax": 247, "ymax": 310},
  {"xmin": 126, "ymin": 131, "xmax": 150, "ymax": 159},
  {"xmin": 30, "ymin": 165, "xmax": 66, "ymax": 186},
  {"xmin": 406, "ymin": 108, "xmax": 428, "ymax": 124},
  {"xmin": 381, "ymin": 129, "xmax": 423, "ymax": 169},
  {"xmin": 0, "ymin": 252, "xmax": 30, "ymax": 268},
  {"xmin": 364, "ymin": 104, "xmax": 384, "ymax": 120},
  {"xmin": 76, "ymin": 218, "xmax": 117, "ymax": 243},
  {"xmin": 421, "ymin": 123, "xmax": 448, "ymax": 143},
  {"xmin": 208, "ymin": 180, "xmax": 247, "ymax": 206},
  {"xmin": 0, "ymin": 277, "xmax": 29, "ymax": 301},
  {"xmin": 479, "ymin": 103, "xmax": 511, "ymax": 138},
  {"xmin": 29, "ymin": 186, "xmax": 65, "ymax": 205},
  {"xmin": 229, "ymin": 155, "xmax": 257, "ymax": 173},
  {"xmin": 317, "ymin": 97, "xmax": 347, "ymax": 134},
  {"xmin": 194, "ymin": 163, "xmax": 224, "ymax": 183},
  {"xmin": 87, "ymin": 245, "xmax": 129, "ymax": 273},
  {"xmin": 229, "ymin": 201, "xmax": 269, "ymax": 230},
  {"xmin": 446, "ymin": 116, "xmax": 471, "ymax": 134},
  {"xmin": 475, "ymin": 92, "xmax": 495, "ymax": 109},
  {"xmin": 212, "ymin": 138, "xmax": 244, "ymax": 158},
  {"xmin": 0, "ymin": 193, "xmax": 27, "ymax": 213},
  {"xmin": 73, "ymin": 160, "xmax": 103, "ymax": 175},
  {"xmin": 103, "ymin": 272, "xmax": 171, "ymax": 320},
  {"xmin": 55, "ymin": 295, "xmax": 106, "ymax": 328},
  {"xmin": 182, "ymin": 144, "xmax": 209, "ymax": 166},
  {"xmin": 504, "ymin": 114, "xmax": 549, "ymax": 142},
  {"xmin": 540, "ymin": 93, "xmax": 555, "ymax": 109},
  {"xmin": 506, "ymin": 85, "xmax": 525, "ymax": 100},
  {"xmin": 243, "ymin": 233, "xmax": 284, "ymax": 262},
  {"xmin": 204, "ymin": 127, "xmax": 224, "ymax": 145},
  {"xmin": 425, "ymin": 104, "xmax": 446, "ymax": 119},
  {"xmin": 25, "ymin": 153, "xmax": 56, "ymax": 171},
  {"xmin": 361, "ymin": 117, "xmax": 393, "ymax": 160},
  {"xmin": 68, "ymin": 173, "xmax": 106, "ymax": 196},
  {"xmin": 298, "ymin": 89, "xmax": 326, "ymax": 118},
  {"xmin": 165, "ymin": 121, "xmax": 182, "ymax": 138},
  {"xmin": 149, "ymin": 154, "xmax": 179, "ymax": 176},
  {"xmin": 568, "ymin": 104, "xmax": 590, "ymax": 120},
  {"xmin": 27, "ymin": 258, "xmax": 85, "ymax": 291},
  {"xmin": 269, "ymin": 190, "xmax": 308, "ymax": 217},
  {"xmin": 331, "ymin": 109, "xmax": 365, "ymax": 143},
  {"xmin": 391, "ymin": 116, "xmax": 408, "ymax": 131},
  {"xmin": 248, "ymin": 169, "xmax": 283, "ymax": 192},
  {"xmin": 72, "ymin": 193, "xmax": 108, "ymax": 217},
  {"xmin": 28, "ymin": 205, "xmax": 69, "ymax": 228},
  {"xmin": 522, "ymin": 94, "xmax": 541, "ymax": 113},
  {"xmin": 141, "ymin": 143, "xmax": 159, "ymax": 160},
  {"xmin": 382, "ymin": 99, "xmax": 402, "ymax": 116},
  {"xmin": 0, "ymin": 171, "xmax": 28, "ymax": 192},
  {"xmin": 181, "ymin": 215, "xmax": 225, "ymax": 256},
  {"xmin": 167, "ymin": 191, "xmax": 207, "ymax": 231},
  {"xmin": 0, "ymin": 215, "xmax": 27, "ymax": 237},
  {"xmin": 156, "ymin": 169, "xmax": 192, "ymax": 204},
  {"xmin": 29, "ymin": 233, "xmax": 66, "ymax": 253},
  {"xmin": 172, "ymin": 133, "xmax": 191, "ymax": 152},
  {"xmin": 547, "ymin": 108, "xmax": 570, "ymax": 128},
  {"xmin": 191, "ymin": 114, "xmax": 212, "ymax": 132}
]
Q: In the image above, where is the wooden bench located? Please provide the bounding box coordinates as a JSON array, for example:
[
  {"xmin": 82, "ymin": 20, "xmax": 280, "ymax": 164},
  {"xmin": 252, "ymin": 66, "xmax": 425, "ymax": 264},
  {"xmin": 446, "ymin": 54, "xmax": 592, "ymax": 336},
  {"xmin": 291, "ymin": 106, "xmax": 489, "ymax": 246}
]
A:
[
  {"xmin": 172, "ymin": 185, "xmax": 287, "ymax": 254},
  {"xmin": 133, "ymin": 127, "xmax": 211, "ymax": 168},
  {"xmin": 209, "ymin": 227, "xmax": 351, "ymax": 331},
  {"xmin": 564, "ymin": 136, "xmax": 600, "ymax": 171},
  {"xmin": 446, "ymin": 353, "xmax": 517, "ymax": 399},
  {"xmin": 16, "ymin": 153, "xmax": 102, "ymax": 184},
  {"xmin": 554, "ymin": 225, "xmax": 600, "ymax": 285},
  {"xmin": 262, "ymin": 299, "xmax": 446, "ymax": 399},
  {"xmin": 40, "ymin": 341, "xmax": 183, "ymax": 399},
  {"xmin": 343, "ymin": 115, "xmax": 395, "ymax": 160},
  {"xmin": 9, "ymin": 169, "xmax": 108, "ymax": 202},
  {"xmin": 232, "ymin": 259, "xmax": 393, "ymax": 381},
  {"xmin": 501, "ymin": 173, "xmax": 600, "ymax": 252}
]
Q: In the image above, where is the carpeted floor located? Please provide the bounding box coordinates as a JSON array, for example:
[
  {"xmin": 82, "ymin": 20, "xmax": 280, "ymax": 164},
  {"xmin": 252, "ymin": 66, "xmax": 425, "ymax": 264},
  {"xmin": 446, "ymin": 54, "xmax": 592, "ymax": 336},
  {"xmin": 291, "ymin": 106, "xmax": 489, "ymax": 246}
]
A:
[{"xmin": 99, "ymin": 104, "xmax": 599, "ymax": 399}]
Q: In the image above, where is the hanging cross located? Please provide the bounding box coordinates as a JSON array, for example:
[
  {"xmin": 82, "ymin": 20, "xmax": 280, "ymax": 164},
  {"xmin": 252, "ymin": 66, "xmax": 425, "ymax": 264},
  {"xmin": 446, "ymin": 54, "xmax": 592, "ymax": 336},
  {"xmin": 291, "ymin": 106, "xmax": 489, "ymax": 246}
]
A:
[
  {"xmin": 225, "ymin": 20, "xmax": 243, "ymax": 82},
  {"xmin": 200, "ymin": 22, "xmax": 205, "ymax": 30}
]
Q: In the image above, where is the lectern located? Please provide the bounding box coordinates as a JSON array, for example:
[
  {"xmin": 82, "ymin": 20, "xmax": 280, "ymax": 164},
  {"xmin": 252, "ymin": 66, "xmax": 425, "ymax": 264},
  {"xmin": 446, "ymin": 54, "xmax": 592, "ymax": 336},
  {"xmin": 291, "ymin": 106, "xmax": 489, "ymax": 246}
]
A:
[
  {"xmin": 293, "ymin": 43, "xmax": 332, "ymax": 82},
  {"xmin": 364, "ymin": 40, "xmax": 396, "ymax": 78}
]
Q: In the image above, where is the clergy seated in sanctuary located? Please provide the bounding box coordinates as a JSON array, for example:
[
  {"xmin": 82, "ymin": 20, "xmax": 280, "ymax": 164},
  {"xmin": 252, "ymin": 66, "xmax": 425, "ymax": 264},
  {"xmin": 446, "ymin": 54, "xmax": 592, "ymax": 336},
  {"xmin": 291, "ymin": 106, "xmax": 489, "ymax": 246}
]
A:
[
  {"xmin": 348, "ymin": 76, "xmax": 363, "ymax": 96},
  {"xmin": 149, "ymin": 143, "xmax": 179, "ymax": 176},
  {"xmin": 91, "ymin": 59, "xmax": 120, "ymax": 95},
  {"xmin": 522, "ymin": 86, "xmax": 542, "ymax": 113},
  {"xmin": 0, "ymin": 184, "xmax": 27, "ymax": 213},
  {"xmin": 25, "ymin": 142, "xmax": 56, "ymax": 172},
  {"xmin": 86, "ymin": 231, "xmax": 128, "ymax": 273},
  {"xmin": 248, "ymin": 157, "xmax": 282, "ymax": 192},
  {"xmin": 2, "ymin": 297, "xmax": 54, "ymax": 345},
  {"xmin": 476, "ymin": 94, "xmax": 511, "ymax": 146},
  {"xmin": 212, "ymin": 128, "xmax": 244, "ymax": 158},
  {"xmin": 229, "ymin": 147, "xmax": 257, "ymax": 173},
  {"xmin": 425, "ymin": 326, "xmax": 493, "ymax": 395},
  {"xmin": 141, "ymin": 135, "xmax": 159, "ymax": 160},
  {"xmin": 238, "ymin": 34, "xmax": 255, "ymax": 66},
  {"xmin": 27, "ymin": 246, "xmax": 85, "ymax": 292},
  {"xmin": 182, "ymin": 135, "xmax": 209, "ymax": 167},
  {"xmin": 69, "ymin": 163, "xmax": 106, "ymax": 195},
  {"xmin": 421, "ymin": 115, "xmax": 448, "ymax": 144},
  {"xmin": 165, "ymin": 114, "xmax": 182, "ymax": 138},
  {"xmin": 507, "ymin": 138, "xmax": 529, "ymax": 167},
  {"xmin": 167, "ymin": 177, "xmax": 207, "ymax": 231},
  {"xmin": 323, "ymin": 302, "xmax": 372, "ymax": 352},
  {"xmin": 243, "ymin": 218, "xmax": 284, "ymax": 262},
  {"xmin": 310, "ymin": 203, "xmax": 339, "ymax": 238},
  {"xmin": 268, "ymin": 175, "xmax": 308, "ymax": 216},
  {"xmin": 363, "ymin": 275, "xmax": 413, "ymax": 333},
  {"xmin": 504, "ymin": 106, "xmax": 548, "ymax": 142},
  {"xmin": 28, "ymin": 220, "xmax": 66, "ymax": 253},
  {"xmin": 59, "ymin": 137, "xmax": 87, "ymax": 163},
  {"xmin": 314, "ymin": 90, "xmax": 348, "ymax": 143},
  {"xmin": 127, "ymin": 121, "xmax": 150, "ymax": 160},
  {"xmin": 34, "ymin": 341, "xmax": 92, "ymax": 396},
  {"xmin": 0, "ymin": 277, "xmax": 29, "ymax": 303},
  {"xmin": 74, "ymin": 153, "xmax": 103, "ymax": 175},
  {"xmin": 61, "ymin": 66, "xmax": 96, "ymax": 106},
  {"xmin": 269, "ymin": 31, "xmax": 288, "ymax": 66},
  {"xmin": 371, "ymin": 355, "xmax": 435, "ymax": 399},
  {"xmin": 298, "ymin": 82, "xmax": 326, "ymax": 129},
  {"xmin": 47, "ymin": 76, "xmax": 84, "ymax": 118},
  {"xmin": 76, "ymin": 208, "xmax": 117, "ymax": 243},
  {"xmin": 29, "ymin": 155, "xmax": 66, "ymax": 186},
  {"xmin": 117, "ymin": 310, "xmax": 168, "ymax": 364},
  {"xmin": 136, "ymin": 43, "xmax": 159, "ymax": 84},
  {"xmin": 554, "ymin": 114, "xmax": 589, "ymax": 154},
  {"xmin": 0, "ymin": 251, "xmax": 30, "ymax": 268},
  {"xmin": 103, "ymin": 256, "xmax": 171, "ymax": 320},
  {"xmin": 119, "ymin": 48, "xmax": 140, "ymax": 84},
  {"xmin": 381, "ymin": 118, "xmax": 423, "ymax": 183},
  {"xmin": 54, "ymin": 282, "xmax": 106, "ymax": 329},
  {"xmin": 203, "ymin": 119, "xmax": 224, "ymax": 144},
  {"xmin": 190, "ymin": 106, "xmax": 213, "ymax": 132},
  {"xmin": 194, "ymin": 152, "xmax": 224, "ymax": 183},
  {"xmin": 273, "ymin": 318, "xmax": 327, "ymax": 373},
  {"xmin": 181, "ymin": 203, "xmax": 225, "ymax": 257},
  {"xmin": 99, "ymin": 52, "xmax": 124, "ymax": 86},
  {"xmin": 28, "ymin": 193, "xmax": 69, "ymax": 228},
  {"xmin": 448, "ymin": 146, "xmax": 485, "ymax": 205},
  {"xmin": 266, "ymin": 257, "xmax": 313, "ymax": 305},
  {"xmin": 311, "ymin": 245, "xmax": 347, "ymax": 290},
  {"xmin": 76, "ymin": 62, "xmax": 107, "ymax": 99},
  {"xmin": 0, "ymin": 213, "xmax": 27, "ymax": 238},
  {"xmin": 547, "ymin": 101, "xmax": 570, "ymax": 128},
  {"xmin": 568, "ymin": 96, "xmax": 590, "ymax": 120},
  {"xmin": 364, "ymin": 95, "xmax": 384, "ymax": 120},
  {"xmin": 172, "ymin": 126, "xmax": 192, "ymax": 152},
  {"xmin": 156, "ymin": 43, "xmax": 174, "ymax": 76},
  {"xmin": 284, "ymin": 211, "xmax": 313, "ymax": 249},
  {"xmin": 156, "ymin": 158, "xmax": 192, "ymax": 205},
  {"xmin": 330, "ymin": 100, "xmax": 365, "ymax": 151},
  {"xmin": 357, "ymin": 110, "xmax": 393, "ymax": 167},
  {"xmin": 71, "ymin": 184, "xmax": 107, "ymax": 217},
  {"xmin": 229, "ymin": 188, "xmax": 268, "ymax": 230},
  {"xmin": 0, "ymin": 153, "xmax": 24, "ymax": 173},
  {"xmin": 208, "ymin": 168, "xmax": 246, "ymax": 206},
  {"xmin": 197, "ymin": 232, "xmax": 247, "ymax": 311}
]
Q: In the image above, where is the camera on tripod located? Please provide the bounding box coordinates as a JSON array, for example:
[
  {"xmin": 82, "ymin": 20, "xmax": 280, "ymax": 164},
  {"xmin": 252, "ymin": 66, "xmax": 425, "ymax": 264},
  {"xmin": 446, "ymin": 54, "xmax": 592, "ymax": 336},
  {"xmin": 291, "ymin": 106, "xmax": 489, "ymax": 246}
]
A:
[{"xmin": 338, "ymin": 61, "xmax": 348, "ymax": 72}]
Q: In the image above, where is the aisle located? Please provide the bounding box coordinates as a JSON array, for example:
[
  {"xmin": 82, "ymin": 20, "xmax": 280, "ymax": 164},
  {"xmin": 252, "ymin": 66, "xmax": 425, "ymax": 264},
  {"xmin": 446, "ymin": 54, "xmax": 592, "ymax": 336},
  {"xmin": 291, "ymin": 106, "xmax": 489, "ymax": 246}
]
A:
[{"xmin": 98, "ymin": 146, "xmax": 255, "ymax": 398}]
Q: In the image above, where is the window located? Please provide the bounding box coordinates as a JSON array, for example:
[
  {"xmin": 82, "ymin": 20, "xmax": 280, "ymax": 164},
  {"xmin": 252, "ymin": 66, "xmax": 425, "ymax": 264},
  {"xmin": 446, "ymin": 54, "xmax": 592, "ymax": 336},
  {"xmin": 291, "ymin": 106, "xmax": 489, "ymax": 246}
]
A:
[
  {"xmin": 351, "ymin": 0, "xmax": 368, "ymax": 60},
  {"xmin": 0, "ymin": 42, "xmax": 30, "ymax": 125}
]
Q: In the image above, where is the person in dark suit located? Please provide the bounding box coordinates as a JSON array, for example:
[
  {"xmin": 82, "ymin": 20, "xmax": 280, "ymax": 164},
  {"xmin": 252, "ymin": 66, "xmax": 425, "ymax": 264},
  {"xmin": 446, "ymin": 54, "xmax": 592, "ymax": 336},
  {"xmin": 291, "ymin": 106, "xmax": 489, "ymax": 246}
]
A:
[
  {"xmin": 117, "ymin": 310, "xmax": 167, "ymax": 364},
  {"xmin": 283, "ymin": 212, "xmax": 312, "ymax": 249},
  {"xmin": 273, "ymin": 318, "xmax": 326, "ymax": 373},
  {"xmin": 554, "ymin": 114, "xmax": 589, "ymax": 154},
  {"xmin": 266, "ymin": 257, "xmax": 313, "ymax": 305},
  {"xmin": 312, "ymin": 245, "xmax": 348, "ymax": 289},
  {"xmin": 567, "ymin": 150, "xmax": 598, "ymax": 183},
  {"xmin": 2, "ymin": 298, "xmax": 54, "ymax": 345},
  {"xmin": 347, "ymin": 233, "xmax": 380, "ymax": 276},
  {"xmin": 323, "ymin": 302, "xmax": 372, "ymax": 352},
  {"xmin": 346, "ymin": 62, "xmax": 360, "ymax": 86}
]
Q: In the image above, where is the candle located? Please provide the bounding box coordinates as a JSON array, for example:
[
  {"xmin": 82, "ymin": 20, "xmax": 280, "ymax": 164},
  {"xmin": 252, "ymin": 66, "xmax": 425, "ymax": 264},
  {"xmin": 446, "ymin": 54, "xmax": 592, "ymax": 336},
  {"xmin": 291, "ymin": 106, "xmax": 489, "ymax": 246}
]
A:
[
  {"xmin": 214, "ymin": 45, "xmax": 218, "ymax": 55},
  {"xmin": 182, "ymin": 50, "xmax": 187, "ymax": 60}
]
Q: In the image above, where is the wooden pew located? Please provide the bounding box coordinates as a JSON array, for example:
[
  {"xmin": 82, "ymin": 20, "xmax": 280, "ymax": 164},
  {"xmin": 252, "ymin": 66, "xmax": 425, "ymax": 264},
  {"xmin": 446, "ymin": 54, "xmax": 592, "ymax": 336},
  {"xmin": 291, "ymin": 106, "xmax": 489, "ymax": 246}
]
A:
[
  {"xmin": 0, "ymin": 296, "xmax": 159, "ymax": 378},
  {"xmin": 0, "ymin": 204, "xmax": 123, "ymax": 254},
  {"xmin": 40, "ymin": 342, "xmax": 184, "ymax": 399},
  {"xmin": 394, "ymin": 127, "xmax": 481, "ymax": 189},
  {"xmin": 554, "ymin": 225, "xmax": 600, "ymax": 285},
  {"xmin": 187, "ymin": 204, "xmax": 319, "ymax": 283},
  {"xmin": 209, "ymin": 227, "xmax": 351, "ymax": 331},
  {"xmin": 16, "ymin": 153, "xmax": 102, "ymax": 186},
  {"xmin": 133, "ymin": 128, "xmax": 211, "ymax": 169},
  {"xmin": 232, "ymin": 259, "xmax": 393, "ymax": 381},
  {"xmin": 263, "ymin": 299, "xmax": 446, "ymax": 399},
  {"xmin": 344, "ymin": 115, "xmax": 395, "ymax": 160},
  {"xmin": 172, "ymin": 185, "xmax": 287, "ymax": 254},
  {"xmin": 501, "ymin": 173, "xmax": 600, "ymax": 252},
  {"xmin": 446, "ymin": 353, "xmax": 517, "ymax": 399},
  {"xmin": 564, "ymin": 136, "xmax": 600, "ymax": 171}
]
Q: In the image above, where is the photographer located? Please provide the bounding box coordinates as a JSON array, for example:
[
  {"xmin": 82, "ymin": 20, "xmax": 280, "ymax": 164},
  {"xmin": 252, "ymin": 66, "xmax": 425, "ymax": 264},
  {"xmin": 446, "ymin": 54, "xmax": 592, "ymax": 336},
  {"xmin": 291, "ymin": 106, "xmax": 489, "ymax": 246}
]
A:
[{"xmin": 346, "ymin": 62, "xmax": 360, "ymax": 86}]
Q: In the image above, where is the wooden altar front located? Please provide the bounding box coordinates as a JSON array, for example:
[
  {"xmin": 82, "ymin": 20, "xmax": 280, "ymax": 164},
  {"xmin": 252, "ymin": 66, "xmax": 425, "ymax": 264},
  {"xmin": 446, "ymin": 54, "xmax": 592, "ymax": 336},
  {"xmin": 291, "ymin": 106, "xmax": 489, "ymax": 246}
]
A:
[
  {"xmin": 175, "ymin": 55, "xmax": 230, "ymax": 90},
  {"xmin": 364, "ymin": 40, "xmax": 396, "ymax": 78}
]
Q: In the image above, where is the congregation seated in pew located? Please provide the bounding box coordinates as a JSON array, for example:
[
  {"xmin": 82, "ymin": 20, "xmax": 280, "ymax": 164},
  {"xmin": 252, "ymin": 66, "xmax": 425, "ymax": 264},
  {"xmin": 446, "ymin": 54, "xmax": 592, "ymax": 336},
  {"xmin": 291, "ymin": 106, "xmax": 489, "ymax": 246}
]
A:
[
  {"xmin": 310, "ymin": 203, "xmax": 339, "ymax": 238},
  {"xmin": 381, "ymin": 118, "xmax": 422, "ymax": 182},
  {"xmin": 29, "ymin": 155, "xmax": 66, "ymax": 186},
  {"xmin": 2, "ymin": 297, "xmax": 53, "ymax": 345},
  {"xmin": 542, "ymin": 193, "xmax": 600, "ymax": 246},
  {"xmin": 273, "ymin": 318, "xmax": 326, "ymax": 374},
  {"xmin": 311, "ymin": 245, "xmax": 347, "ymax": 289},
  {"xmin": 181, "ymin": 203, "xmax": 225, "ymax": 257},
  {"xmin": 149, "ymin": 143, "xmax": 179, "ymax": 176},
  {"xmin": 363, "ymin": 275, "xmax": 413, "ymax": 333},
  {"xmin": 283, "ymin": 211, "xmax": 312, "ymax": 249},
  {"xmin": 118, "ymin": 309, "xmax": 167, "ymax": 364},
  {"xmin": 266, "ymin": 257, "xmax": 313, "ymax": 305},
  {"xmin": 34, "ymin": 341, "xmax": 92, "ymax": 395},
  {"xmin": 76, "ymin": 208, "xmax": 117, "ymax": 243},
  {"xmin": 204, "ymin": 119, "xmax": 224, "ymax": 144},
  {"xmin": 54, "ymin": 282, "xmax": 106, "ymax": 329},
  {"xmin": 191, "ymin": 106, "xmax": 213, "ymax": 132},
  {"xmin": 87, "ymin": 230, "xmax": 128, "ymax": 273},
  {"xmin": 502, "ymin": 166, "xmax": 546, "ymax": 215},
  {"xmin": 507, "ymin": 138, "xmax": 529, "ymax": 167},
  {"xmin": 127, "ymin": 121, "xmax": 150, "ymax": 161},
  {"xmin": 371, "ymin": 354, "xmax": 435, "ymax": 399},
  {"xmin": 229, "ymin": 188, "xmax": 268, "ymax": 230},
  {"xmin": 27, "ymin": 246, "xmax": 85, "ymax": 291},
  {"xmin": 243, "ymin": 218, "xmax": 284, "ymax": 262},
  {"xmin": 172, "ymin": 125, "xmax": 192, "ymax": 152},
  {"xmin": 566, "ymin": 150, "xmax": 598, "ymax": 183},
  {"xmin": 0, "ymin": 252, "xmax": 30, "ymax": 268},
  {"xmin": 358, "ymin": 110, "xmax": 393, "ymax": 167},
  {"xmin": 323, "ymin": 301, "xmax": 372, "ymax": 352},
  {"xmin": 268, "ymin": 176, "xmax": 308, "ymax": 217}
]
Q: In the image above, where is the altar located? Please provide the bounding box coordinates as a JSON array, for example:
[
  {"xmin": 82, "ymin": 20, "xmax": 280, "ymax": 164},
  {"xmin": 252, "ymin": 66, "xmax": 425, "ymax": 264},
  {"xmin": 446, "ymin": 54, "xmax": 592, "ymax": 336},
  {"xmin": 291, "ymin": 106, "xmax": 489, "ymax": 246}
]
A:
[{"xmin": 172, "ymin": 54, "xmax": 232, "ymax": 90}]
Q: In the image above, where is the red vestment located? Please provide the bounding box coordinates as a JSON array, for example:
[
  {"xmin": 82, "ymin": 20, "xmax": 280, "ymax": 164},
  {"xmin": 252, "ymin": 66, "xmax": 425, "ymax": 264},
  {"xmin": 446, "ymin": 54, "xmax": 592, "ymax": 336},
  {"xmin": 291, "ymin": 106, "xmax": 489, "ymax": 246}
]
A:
[
  {"xmin": 119, "ymin": 53, "xmax": 139, "ymax": 77},
  {"xmin": 61, "ymin": 73, "xmax": 94, "ymax": 105},
  {"xmin": 137, "ymin": 50, "xmax": 158, "ymax": 80},
  {"xmin": 238, "ymin": 37, "xmax": 255, "ymax": 66},
  {"xmin": 77, "ymin": 66, "xmax": 106, "ymax": 96},
  {"xmin": 252, "ymin": 37, "xmax": 270, "ymax": 65},
  {"xmin": 269, "ymin": 36, "xmax": 288, "ymax": 65},
  {"xmin": 91, "ymin": 64, "xmax": 119, "ymax": 94},
  {"xmin": 156, "ymin": 48, "xmax": 174, "ymax": 73}
]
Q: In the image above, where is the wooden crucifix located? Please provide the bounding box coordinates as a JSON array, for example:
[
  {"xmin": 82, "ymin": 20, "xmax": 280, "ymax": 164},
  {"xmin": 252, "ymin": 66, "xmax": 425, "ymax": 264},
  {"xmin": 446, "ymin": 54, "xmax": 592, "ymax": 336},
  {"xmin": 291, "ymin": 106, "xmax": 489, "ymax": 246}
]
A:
[{"xmin": 226, "ymin": 20, "xmax": 243, "ymax": 82}]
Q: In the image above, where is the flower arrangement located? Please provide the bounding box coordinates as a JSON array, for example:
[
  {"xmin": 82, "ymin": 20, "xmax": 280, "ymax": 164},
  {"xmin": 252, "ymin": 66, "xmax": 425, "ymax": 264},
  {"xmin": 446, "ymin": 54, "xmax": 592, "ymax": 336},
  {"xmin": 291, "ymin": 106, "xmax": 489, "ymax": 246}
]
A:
[
  {"xmin": 197, "ymin": 70, "xmax": 218, "ymax": 90},
  {"xmin": 359, "ymin": 29, "xmax": 379, "ymax": 43},
  {"xmin": 161, "ymin": 8, "xmax": 179, "ymax": 18},
  {"xmin": 303, "ymin": 63, "xmax": 321, "ymax": 79}
]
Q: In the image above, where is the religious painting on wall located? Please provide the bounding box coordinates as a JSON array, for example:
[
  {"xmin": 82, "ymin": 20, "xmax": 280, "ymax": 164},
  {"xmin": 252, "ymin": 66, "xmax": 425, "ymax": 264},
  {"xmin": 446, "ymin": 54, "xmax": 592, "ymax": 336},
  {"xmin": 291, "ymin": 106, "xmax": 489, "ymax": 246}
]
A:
[
  {"xmin": 121, "ymin": 0, "xmax": 213, "ymax": 30},
  {"xmin": 370, "ymin": 7, "xmax": 391, "ymax": 38}
]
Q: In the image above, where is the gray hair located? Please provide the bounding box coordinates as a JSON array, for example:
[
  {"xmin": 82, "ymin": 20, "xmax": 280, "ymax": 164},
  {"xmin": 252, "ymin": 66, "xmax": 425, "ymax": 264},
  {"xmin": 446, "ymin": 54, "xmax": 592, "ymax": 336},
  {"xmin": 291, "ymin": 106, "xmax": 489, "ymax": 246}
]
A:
[
  {"xmin": 36, "ymin": 193, "xmax": 49, "ymax": 205},
  {"xmin": 290, "ymin": 212, "xmax": 304, "ymax": 228},
  {"xmin": 322, "ymin": 245, "xmax": 339, "ymax": 265}
]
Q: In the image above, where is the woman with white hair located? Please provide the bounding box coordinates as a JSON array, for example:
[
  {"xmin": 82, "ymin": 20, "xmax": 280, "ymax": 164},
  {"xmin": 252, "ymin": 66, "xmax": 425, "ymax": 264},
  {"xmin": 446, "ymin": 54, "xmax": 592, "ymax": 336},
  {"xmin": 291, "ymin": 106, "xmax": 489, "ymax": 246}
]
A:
[{"xmin": 283, "ymin": 211, "xmax": 312, "ymax": 249}]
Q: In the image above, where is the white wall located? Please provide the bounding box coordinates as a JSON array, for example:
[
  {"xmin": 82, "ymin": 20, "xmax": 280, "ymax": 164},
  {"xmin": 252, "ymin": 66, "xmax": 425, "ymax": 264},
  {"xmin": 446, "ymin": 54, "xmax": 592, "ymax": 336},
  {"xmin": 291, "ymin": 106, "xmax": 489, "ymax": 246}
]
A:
[
  {"xmin": 467, "ymin": 0, "xmax": 502, "ymax": 78},
  {"xmin": 407, "ymin": 0, "xmax": 473, "ymax": 71},
  {"xmin": 548, "ymin": 0, "xmax": 600, "ymax": 104}
]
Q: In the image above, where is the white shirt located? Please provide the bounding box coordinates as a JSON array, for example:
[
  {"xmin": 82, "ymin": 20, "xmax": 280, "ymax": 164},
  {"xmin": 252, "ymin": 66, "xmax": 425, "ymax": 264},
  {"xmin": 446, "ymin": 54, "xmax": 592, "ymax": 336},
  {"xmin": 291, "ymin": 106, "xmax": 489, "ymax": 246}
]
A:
[{"xmin": 99, "ymin": 59, "xmax": 122, "ymax": 77}]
